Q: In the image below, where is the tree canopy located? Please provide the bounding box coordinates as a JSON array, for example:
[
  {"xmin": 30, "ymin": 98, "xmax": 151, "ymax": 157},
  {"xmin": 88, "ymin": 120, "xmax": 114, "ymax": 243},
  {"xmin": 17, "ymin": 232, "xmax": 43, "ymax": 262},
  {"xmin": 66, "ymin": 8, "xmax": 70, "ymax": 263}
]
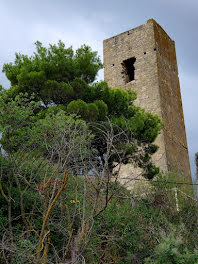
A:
[
  {"xmin": 1, "ymin": 41, "xmax": 198, "ymax": 264},
  {"xmin": 1, "ymin": 41, "xmax": 162, "ymax": 178},
  {"xmin": 3, "ymin": 41, "xmax": 102, "ymax": 103}
]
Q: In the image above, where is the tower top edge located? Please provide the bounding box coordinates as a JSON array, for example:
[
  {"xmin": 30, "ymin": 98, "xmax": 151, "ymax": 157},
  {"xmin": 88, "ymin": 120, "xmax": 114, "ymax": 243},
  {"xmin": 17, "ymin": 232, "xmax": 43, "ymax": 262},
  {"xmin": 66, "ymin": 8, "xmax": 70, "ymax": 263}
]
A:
[
  {"xmin": 147, "ymin": 19, "xmax": 174, "ymax": 42},
  {"xmin": 103, "ymin": 18, "xmax": 174, "ymax": 43}
]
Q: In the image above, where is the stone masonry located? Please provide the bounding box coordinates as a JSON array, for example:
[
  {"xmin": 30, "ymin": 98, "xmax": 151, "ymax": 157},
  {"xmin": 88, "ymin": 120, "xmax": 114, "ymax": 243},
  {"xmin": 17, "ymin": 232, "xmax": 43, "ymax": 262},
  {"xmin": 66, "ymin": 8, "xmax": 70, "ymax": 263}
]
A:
[{"xmin": 103, "ymin": 19, "xmax": 192, "ymax": 194}]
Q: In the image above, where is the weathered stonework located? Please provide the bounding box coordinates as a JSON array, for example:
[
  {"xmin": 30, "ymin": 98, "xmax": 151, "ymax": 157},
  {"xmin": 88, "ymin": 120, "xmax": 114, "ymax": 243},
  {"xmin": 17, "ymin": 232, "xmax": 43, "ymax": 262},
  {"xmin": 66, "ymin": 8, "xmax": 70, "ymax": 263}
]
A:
[{"xmin": 103, "ymin": 19, "xmax": 192, "ymax": 195}]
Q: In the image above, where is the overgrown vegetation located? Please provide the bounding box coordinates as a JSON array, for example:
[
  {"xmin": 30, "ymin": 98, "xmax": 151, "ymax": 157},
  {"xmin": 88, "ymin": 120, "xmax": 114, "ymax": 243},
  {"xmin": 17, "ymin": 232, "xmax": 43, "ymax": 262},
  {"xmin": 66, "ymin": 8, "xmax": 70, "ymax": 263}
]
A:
[{"xmin": 0, "ymin": 42, "xmax": 197, "ymax": 263}]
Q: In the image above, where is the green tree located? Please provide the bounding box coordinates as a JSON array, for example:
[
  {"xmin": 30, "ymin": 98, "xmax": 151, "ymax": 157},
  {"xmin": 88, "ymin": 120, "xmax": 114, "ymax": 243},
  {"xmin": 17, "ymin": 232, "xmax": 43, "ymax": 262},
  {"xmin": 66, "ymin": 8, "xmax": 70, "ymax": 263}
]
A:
[
  {"xmin": 1, "ymin": 41, "xmax": 162, "ymax": 180},
  {"xmin": 2, "ymin": 41, "xmax": 102, "ymax": 104}
]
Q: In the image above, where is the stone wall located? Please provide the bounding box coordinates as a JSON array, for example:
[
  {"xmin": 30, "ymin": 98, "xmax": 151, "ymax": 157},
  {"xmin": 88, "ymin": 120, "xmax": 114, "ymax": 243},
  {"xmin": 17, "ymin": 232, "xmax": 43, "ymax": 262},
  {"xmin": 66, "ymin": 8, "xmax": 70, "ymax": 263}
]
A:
[
  {"xmin": 103, "ymin": 19, "xmax": 192, "ymax": 195},
  {"xmin": 152, "ymin": 20, "xmax": 191, "ymax": 184}
]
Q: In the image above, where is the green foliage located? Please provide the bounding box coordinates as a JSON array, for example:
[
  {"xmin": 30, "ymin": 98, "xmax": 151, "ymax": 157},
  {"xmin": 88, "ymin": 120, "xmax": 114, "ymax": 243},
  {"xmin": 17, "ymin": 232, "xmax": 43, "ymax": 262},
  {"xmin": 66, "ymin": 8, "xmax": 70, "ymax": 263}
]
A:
[
  {"xmin": 85, "ymin": 185, "xmax": 167, "ymax": 263},
  {"xmin": 1, "ymin": 139, "xmax": 198, "ymax": 264},
  {"xmin": 84, "ymin": 179, "xmax": 198, "ymax": 264},
  {"xmin": 0, "ymin": 93, "xmax": 40, "ymax": 152},
  {"xmin": 67, "ymin": 99, "xmax": 88, "ymax": 119},
  {"xmin": 0, "ymin": 84, "xmax": 4, "ymax": 94},
  {"xmin": 0, "ymin": 42, "xmax": 168, "ymax": 262},
  {"xmin": 71, "ymin": 77, "xmax": 88, "ymax": 100},
  {"xmin": 145, "ymin": 231, "xmax": 198, "ymax": 264},
  {"xmin": 30, "ymin": 110, "xmax": 92, "ymax": 160},
  {"xmin": 2, "ymin": 41, "xmax": 102, "ymax": 103},
  {"xmin": 179, "ymin": 201, "xmax": 198, "ymax": 251},
  {"xmin": 94, "ymin": 100, "xmax": 108, "ymax": 120},
  {"xmin": 74, "ymin": 44, "xmax": 102, "ymax": 83},
  {"xmin": 40, "ymin": 80, "xmax": 74, "ymax": 105},
  {"xmin": 0, "ymin": 41, "xmax": 163, "ymax": 179},
  {"xmin": 87, "ymin": 103, "xmax": 99, "ymax": 121},
  {"xmin": 17, "ymin": 69, "xmax": 46, "ymax": 96}
]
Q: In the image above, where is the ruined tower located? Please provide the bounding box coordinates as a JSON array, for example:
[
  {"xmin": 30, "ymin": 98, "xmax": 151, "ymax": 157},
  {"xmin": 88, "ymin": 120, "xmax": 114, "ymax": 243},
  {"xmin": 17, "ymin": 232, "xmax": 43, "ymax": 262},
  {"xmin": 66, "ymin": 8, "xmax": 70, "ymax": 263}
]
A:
[{"xmin": 103, "ymin": 19, "xmax": 192, "ymax": 192}]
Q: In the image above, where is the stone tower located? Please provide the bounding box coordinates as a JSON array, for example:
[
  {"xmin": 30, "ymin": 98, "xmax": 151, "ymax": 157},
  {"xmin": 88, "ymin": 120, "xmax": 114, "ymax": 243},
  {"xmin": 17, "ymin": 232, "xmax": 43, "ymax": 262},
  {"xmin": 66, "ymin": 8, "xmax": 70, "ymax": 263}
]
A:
[{"xmin": 103, "ymin": 19, "xmax": 192, "ymax": 192}]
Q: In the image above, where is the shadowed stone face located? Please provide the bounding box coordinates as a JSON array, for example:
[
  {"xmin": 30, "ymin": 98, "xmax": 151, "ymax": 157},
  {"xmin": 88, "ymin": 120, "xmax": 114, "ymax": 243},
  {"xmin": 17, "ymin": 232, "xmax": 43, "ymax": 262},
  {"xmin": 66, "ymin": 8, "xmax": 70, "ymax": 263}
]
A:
[{"xmin": 103, "ymin": 19, "xmax": 192, "ymax": 195}]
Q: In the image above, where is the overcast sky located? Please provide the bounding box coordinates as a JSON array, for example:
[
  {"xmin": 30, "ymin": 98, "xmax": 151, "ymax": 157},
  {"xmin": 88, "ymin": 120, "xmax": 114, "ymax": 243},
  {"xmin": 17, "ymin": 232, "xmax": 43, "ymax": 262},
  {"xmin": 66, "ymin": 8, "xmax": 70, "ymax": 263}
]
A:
[{"xmin": 0, "ymin": 0, "xmax": 197, "ymax": 181}]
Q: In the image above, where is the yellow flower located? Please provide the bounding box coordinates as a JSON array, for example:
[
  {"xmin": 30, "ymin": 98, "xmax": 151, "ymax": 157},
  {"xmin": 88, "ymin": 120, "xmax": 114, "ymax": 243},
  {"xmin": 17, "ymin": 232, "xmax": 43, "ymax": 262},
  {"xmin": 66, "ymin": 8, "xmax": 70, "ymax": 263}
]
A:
[{"xmin": 70, "ymin": 199, "xmax": 80, "ymax": 203}]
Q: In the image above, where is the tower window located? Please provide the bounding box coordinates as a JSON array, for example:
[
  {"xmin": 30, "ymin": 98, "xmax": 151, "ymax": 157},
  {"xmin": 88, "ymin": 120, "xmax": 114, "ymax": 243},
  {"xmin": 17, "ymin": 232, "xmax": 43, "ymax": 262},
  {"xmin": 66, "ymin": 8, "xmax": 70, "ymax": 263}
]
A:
[{"xmin": 121, "ymin": 57, "xmax": 136, "ymax": 83}]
